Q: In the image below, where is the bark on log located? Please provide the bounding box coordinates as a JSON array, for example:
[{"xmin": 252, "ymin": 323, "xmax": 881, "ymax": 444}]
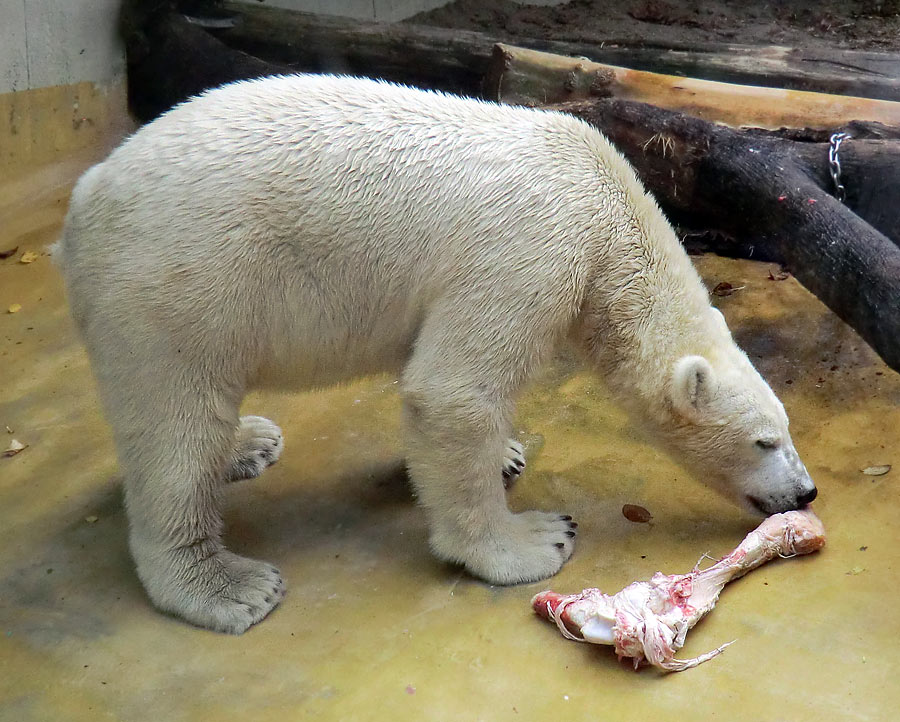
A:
[
  {"xmin": 214, "ymin": 1, "xmax": 900, "ymax": 102},
  {"xmin": 519, "ymin": 38, "xmax": 900, "ymax": 103},
  {"xmin": 215, "ymin": 2, "xmax": 495, "ymax": 96},
  {"xmin": 550, "ymin": 98, "xmax": 900, "ymax": 373},
  {"xmin": 123, "ymin": 2, "xmax": 900, "ymax": 118},
  {"xmin": 788, "ymin": 139, "xmax": 900, "ymax": 246},
  {"xmin": 487, "ymin": 44, "xmax": 900, "ymax": 130}
]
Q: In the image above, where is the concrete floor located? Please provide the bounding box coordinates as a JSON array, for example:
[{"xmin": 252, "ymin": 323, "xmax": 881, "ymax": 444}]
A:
[{"xmin": 2, "ymin": 154, "xmax": 899, "ymax": 722}]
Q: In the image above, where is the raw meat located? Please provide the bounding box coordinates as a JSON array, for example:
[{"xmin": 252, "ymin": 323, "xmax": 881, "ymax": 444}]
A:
[{"xmin": 532, "ymin": 508, "xmax": 825, "ymax": 671}]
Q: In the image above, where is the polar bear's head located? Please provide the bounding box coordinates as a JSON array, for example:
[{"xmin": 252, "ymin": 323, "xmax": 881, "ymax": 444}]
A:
[{"xmin": 659, "ymin": 354, "xmax": 817, "ymax": 515}]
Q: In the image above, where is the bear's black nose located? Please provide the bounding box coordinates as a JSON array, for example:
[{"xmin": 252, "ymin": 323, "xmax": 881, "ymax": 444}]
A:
[{"xmin": 797, "ymin": 487, "xmax": 818, "ymax": 506}]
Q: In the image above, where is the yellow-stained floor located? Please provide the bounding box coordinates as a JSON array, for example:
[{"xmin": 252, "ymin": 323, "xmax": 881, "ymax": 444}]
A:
[{"xmin": 1, "ymin": 154, "xmax": 899, "ymax": 722}]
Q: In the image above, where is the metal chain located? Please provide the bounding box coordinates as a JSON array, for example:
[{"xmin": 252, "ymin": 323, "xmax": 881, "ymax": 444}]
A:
[{"xmin": 828, "ymin": 132, "xmax": 851, "ymax": 203}]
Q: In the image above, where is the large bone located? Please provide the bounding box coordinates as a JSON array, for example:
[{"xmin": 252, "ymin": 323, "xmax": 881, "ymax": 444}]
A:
[{"xmin": 533, "ymin": 508, "xmax": 825, "ymax": 672}]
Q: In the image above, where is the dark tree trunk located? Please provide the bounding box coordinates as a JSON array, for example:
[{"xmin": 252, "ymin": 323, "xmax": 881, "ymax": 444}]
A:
[
  {"xmin": 789, "ymin": 139, "xmax": 900, "ymax": 246},
  {"xmin": 123, "ymin": 9, "xmax": 290, "ymax": 120}
]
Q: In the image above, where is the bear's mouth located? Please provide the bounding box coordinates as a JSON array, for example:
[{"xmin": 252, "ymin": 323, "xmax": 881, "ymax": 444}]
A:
[{"xmin": 745, "ymin": 495, "xmax": 771, "ymax": 515}]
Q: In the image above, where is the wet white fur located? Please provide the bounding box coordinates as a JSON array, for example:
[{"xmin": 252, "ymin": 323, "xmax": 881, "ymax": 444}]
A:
[{"xmin": 57, "ymin": 74, "xmax": 813, "ymax": 633}]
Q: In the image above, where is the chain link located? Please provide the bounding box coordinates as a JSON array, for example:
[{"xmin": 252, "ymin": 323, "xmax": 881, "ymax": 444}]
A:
[{"xmin": 828, "ymin": 132, "xmax": 851, "ymax": 203}]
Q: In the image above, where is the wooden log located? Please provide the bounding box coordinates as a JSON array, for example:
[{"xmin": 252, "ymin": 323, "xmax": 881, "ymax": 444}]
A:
[
  {"xmin": 123, "ymin": 3, "xmax": 900, "ymax": 117},
  {"xmin": 520, "ymin": 38, "xmax": 900, "ymax": 103},
  {"xmin": 214, "ymin": 1, "xmax": 900, "ymax": 102},
  {"xmin": 214, "ymin": 2, "xmax": 496, "ymax": 96},
  {"xmin": 550, "ymin": 98, "xmax": 900, "ymax": 372},
  {"xmin": 487, "ymin": 44, "xmax": 900, "ymax": 130},
  {"xmin": 789, "ymin": 139, "xmax": 900, "ymax": 247}
]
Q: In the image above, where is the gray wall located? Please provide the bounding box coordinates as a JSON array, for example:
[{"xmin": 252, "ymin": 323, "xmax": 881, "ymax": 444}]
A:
[{"xmin": 0, "ymin": 0, "xmax": 126, "ymax": 94}]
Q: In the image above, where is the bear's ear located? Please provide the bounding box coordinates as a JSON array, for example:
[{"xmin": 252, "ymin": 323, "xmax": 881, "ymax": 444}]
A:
[{"xmin": 670, "ymin": 355, "xmax": 715, "ymax": 419}]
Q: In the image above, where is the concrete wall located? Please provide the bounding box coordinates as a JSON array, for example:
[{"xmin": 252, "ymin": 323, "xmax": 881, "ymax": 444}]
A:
[
  {"xmin": 0, "ymin": 0, "xmax": 129, "ymax": 174},
  {"xmin": 0, "ymin": 0, "xmax": 126, "ymax": 94}
]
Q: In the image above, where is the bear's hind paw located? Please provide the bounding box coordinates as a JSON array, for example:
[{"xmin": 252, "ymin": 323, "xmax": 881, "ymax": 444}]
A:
[{"xmin": 226, "ymin": 415, "xmax": 284, "ymax": 483}]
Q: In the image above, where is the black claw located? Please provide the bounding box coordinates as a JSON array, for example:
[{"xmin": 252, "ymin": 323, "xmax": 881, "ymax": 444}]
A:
[
  {"xmin": 560, "ymin": 515, "xmax": 572, "ymax": 521},
  {"xmin": 554, "ymin": 542, "xmax": 565, "ymax": 549},
  {"xmin": 502, "ymin": 470, "xmax": 511, "ymax": 479},
  {"xmin": 568, "ymin": 522, "xmax": 578, "ymax": 529},
  {"xmin": 565, "ymin": 530, "xmax": 576, "ymax": 538}
]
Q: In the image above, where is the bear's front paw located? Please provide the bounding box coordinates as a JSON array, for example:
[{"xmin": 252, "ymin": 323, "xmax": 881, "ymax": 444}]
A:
[
  {"xmin": 226, "ymin": 415, "xmax": 284, "ymax": 482},
  {"xmin": 501, "ymin": 438, "xmax": 526, "ymax": 489},
  {"xmin": 136, "ymin": 542, "xmax": 286, "ymax": 634},
  {"xmin": 433, "ymin": 510, "xmax": 577, "ymax": 585}
]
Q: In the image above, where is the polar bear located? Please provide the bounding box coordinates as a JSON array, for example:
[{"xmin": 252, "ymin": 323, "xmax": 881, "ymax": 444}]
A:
[{"xmin": 57, "ymin": 74, "xmax": 816, "ymax": 634}]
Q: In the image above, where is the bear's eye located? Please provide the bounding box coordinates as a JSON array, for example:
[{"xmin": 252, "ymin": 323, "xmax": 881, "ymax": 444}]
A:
[{"xmin": 755, "ymin": 439, "xmax": 779, "ymax": 450}]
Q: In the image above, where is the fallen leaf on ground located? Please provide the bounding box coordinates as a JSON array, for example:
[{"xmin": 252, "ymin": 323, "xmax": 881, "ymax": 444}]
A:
[
  {"xmin": 846, "ymin": 566, "xmax": 866, "ymax": 576},
  {"xmin": 768, "ymin": 267, "xmax": 790, "ymax": 281},
  {"xmin": 862, "ymin": 465, "xmax": 891, "ymax": 476},
  {"xmin": 7, "ymin": 304, "xmax": 21, "ymax": 314},
  {"xmin": 19, "ymin": 251, "xmax": 39, "ymax": 264},
  {"xmin": 85, "ymin": 515, "xmax": 99, "ymax": 524},
  {"xmin": 0, "ymin": 246, "xmax": 18, "ymax": 260},
  {"xmin": 2, "ymin": 439, "xmax": 27, "ymax": 457},
  {"xmin": 711, "ymin": 282, "xmax": 744, "ymax": 297},
  {"xmin": 622, "ymin": 504, "xmax": 653, "ymax": 523}
]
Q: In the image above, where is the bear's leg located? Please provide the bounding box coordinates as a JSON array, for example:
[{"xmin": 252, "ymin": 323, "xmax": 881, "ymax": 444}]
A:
[
  {"xmin": 104, "ymin": 379, "xmax": 285, "ymax": 633},
  {"xmin": 225, "ymin": 415, "xmax": 284, "ymax": 483},
  {"xmin": 402, "ymin": 330, "xmax": 576, "ymax": 585}
]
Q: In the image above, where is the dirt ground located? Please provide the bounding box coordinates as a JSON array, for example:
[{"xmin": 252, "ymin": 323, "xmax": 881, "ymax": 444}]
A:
[
  {"xmin": 4, "ymin": 154, "xmax": 900, "ymax": 721},
  {"xmin": 414, "ymin": 0, "xmax": 900, "ymax": 52}
]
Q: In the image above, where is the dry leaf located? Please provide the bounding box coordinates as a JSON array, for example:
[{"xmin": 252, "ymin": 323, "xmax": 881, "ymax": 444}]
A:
[
  {"xmin": 768, "ymin": 267, "xmax": 790, "ymax": 281},
  {"xmin": 846, "ymin": 566, "xmax": 866, "ymax": 576},
  {"xmin": 85, "ymin": 515, "xmax": 99, "ymax": 524},
  {"xmin": 623, "ymin": 504, "xmax": 653, "ymax": 523},
  {"xmin": 4, "ymin": 426, "xmax": 12, "ymax": 434},
  {"xmin": 862, "ymin": 465, "xmax": 891, "ymax": 476},
  {"xmin": 711, "ymin": 282, "xmax": 744, "ymax": 297},
  {"xmin": 7, "ymin": 303, "xmax": 21, "ymax": 314},
  {"xmin": 19, "ymin": 251, "xmax": 39, "ymax": 264},
  {"xmin": 0, "ymin": 246, "xmax": 18, "ymax": 260},
  {"xmin": 2, "ymin": 439, "xmax": 27, "ymax": 457}
]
